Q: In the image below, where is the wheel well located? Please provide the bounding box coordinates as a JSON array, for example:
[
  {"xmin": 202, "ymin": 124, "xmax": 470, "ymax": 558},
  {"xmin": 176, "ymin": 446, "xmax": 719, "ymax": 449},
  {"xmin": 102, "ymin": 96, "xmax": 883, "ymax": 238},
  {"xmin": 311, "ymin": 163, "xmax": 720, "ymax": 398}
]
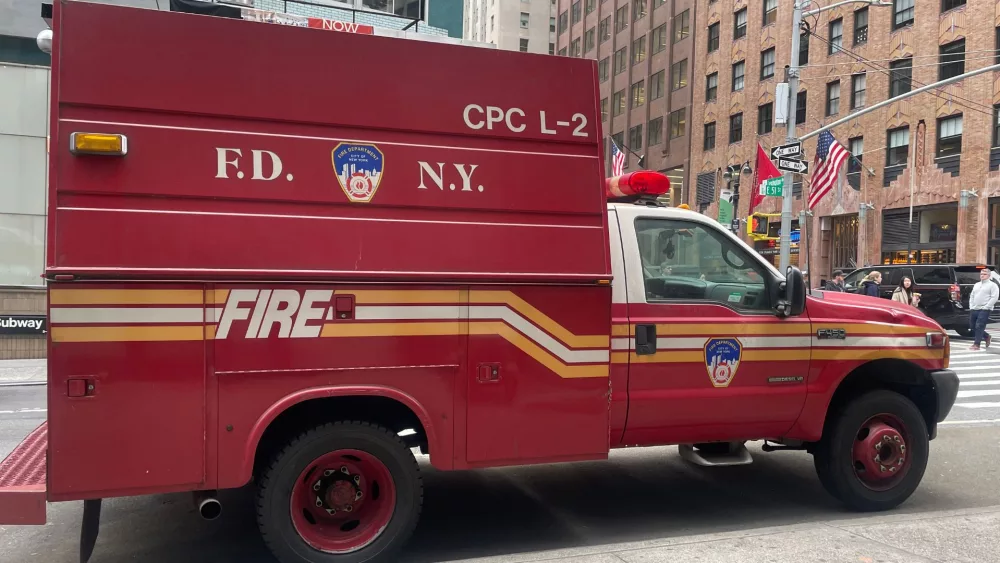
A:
[
  {"xmin": 253, "ymin": 396, "xmax": 429, "ymax": 479},
  {"xmin": 823, "ymin": 359, "xmax": 938, "ymax": 439}
]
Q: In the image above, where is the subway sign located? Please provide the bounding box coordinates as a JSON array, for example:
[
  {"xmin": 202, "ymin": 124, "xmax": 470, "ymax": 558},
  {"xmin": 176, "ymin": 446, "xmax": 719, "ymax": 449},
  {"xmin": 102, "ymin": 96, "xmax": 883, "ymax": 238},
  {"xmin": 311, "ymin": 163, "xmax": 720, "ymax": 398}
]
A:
[{"xmin": 0, "ymin": 315, "xmax": 47, "ymax": 335}]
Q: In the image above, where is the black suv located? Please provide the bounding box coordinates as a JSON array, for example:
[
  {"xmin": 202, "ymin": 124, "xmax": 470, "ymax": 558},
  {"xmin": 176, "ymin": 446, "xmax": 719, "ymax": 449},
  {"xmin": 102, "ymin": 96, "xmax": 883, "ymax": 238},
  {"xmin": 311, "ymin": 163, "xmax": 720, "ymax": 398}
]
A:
[{"xmin": 842, "ymin": 264, "xmax": 1000, "ymax": 336}]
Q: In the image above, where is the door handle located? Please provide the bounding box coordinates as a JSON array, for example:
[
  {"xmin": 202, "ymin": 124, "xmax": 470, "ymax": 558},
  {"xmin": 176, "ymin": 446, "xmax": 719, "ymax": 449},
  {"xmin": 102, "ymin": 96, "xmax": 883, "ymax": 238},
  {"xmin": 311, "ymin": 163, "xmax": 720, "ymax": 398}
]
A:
[{"xmin": 635, "ymin": 324, "xmax": 657, "ymax": 356}]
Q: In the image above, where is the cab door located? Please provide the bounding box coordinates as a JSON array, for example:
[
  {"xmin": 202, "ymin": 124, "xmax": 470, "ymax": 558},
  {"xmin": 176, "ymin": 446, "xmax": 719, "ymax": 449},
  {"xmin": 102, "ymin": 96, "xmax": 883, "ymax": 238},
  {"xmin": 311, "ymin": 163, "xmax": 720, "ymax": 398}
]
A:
[{"xmin": 617, "ymin": 212, "xmax": 810, "ymax": 446}]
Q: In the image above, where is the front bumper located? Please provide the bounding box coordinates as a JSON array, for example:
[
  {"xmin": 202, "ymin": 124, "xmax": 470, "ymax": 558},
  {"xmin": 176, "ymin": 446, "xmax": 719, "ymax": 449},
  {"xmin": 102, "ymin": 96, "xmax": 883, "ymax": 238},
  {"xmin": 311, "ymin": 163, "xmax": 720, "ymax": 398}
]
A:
[{"xmin": 931, "ymin": 369, "xmax": 960, "ymax": 424}]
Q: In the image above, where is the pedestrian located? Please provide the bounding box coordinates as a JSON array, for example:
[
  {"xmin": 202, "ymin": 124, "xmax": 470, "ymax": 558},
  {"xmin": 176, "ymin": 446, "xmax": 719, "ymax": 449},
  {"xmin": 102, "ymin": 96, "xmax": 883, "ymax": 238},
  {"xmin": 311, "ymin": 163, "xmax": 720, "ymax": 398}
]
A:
[
  {"xmin": 891, "ymin": 276, "xmax": 917, "ymax": 307},
  {"xmin": 859, "ymin": 271, "xmax": 881, "ymax": 298},
  {"xmin": 824, "ymin": 270, "xmax": 846, "ymax": 292},
  {"xmin": 968, "ymin": 268, "xmax": 999, "ymax": 350}
]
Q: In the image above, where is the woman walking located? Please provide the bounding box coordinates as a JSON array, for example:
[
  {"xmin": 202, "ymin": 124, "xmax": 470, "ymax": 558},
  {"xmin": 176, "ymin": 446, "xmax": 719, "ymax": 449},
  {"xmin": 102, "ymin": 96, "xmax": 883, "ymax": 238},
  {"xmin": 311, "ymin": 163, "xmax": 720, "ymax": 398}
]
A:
[
  {"xmin": 859, "ymin": 271, "xmax": 882, "ymax": 298},
  {"xmin": 891, "ymin": 275, "xmax": 920, "ymax": 308}
]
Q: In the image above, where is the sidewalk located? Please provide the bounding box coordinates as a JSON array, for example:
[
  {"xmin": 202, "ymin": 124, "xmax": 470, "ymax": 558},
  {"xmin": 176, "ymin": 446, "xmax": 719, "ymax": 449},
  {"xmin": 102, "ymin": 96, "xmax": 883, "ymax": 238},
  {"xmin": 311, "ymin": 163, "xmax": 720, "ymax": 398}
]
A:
[
  {"xmin": 449, "ymin": 505, "xmax": 1000, "ymax": 563},
  {"xmin": 0, "ymin": 359, "xmax": 46, "ymax": 385}
]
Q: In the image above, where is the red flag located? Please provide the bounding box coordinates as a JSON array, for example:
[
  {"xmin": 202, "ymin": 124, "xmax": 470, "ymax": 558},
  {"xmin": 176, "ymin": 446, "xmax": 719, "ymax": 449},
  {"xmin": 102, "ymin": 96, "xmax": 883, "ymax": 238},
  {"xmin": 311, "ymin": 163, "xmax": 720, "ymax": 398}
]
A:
[{"xmin": 750, "ymin": 143, "xmax": 781, "ymax": 214}]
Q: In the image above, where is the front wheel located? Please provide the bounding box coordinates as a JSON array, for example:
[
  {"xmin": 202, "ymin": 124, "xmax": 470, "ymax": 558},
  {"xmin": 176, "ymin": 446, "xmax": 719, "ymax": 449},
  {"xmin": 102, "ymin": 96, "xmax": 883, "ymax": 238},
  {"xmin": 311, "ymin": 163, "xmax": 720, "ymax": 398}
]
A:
[
  {"xmin": 257, "ymin": 421, "xmax": 423, "ymax": 563},
  {"xmin": 813, "ymin": 390, "xmax": 929, "ymax": 512}
]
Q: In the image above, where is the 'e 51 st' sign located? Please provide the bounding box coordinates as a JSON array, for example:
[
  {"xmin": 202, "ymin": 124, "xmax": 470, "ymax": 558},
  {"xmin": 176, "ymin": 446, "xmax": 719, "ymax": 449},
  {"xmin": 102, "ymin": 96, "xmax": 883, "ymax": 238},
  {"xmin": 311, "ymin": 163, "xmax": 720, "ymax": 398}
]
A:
[
  {"xmin": 0, "ymin": 315, "xmax": 47, "ymax": 335},
  {"xmin": 760, "ymin": 177, "xmax": 784, "ymax": 197}
]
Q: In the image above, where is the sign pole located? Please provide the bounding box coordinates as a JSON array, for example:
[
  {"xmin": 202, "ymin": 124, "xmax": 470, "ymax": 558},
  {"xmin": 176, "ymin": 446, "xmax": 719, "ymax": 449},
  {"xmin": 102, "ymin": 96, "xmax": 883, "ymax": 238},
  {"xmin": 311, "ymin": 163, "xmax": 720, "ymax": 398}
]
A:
[{"xmin": 779, "ymin": 1, "xmax": 804, "ymax": 274}]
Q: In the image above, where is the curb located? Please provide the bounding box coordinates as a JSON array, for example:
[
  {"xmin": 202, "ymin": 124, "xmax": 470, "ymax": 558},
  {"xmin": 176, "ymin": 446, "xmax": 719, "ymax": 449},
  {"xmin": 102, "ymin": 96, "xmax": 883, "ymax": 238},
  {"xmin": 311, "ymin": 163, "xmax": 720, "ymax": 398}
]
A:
[{"xmin": 0, "ymin": 381, "xmax": 47, "ymax": 387}]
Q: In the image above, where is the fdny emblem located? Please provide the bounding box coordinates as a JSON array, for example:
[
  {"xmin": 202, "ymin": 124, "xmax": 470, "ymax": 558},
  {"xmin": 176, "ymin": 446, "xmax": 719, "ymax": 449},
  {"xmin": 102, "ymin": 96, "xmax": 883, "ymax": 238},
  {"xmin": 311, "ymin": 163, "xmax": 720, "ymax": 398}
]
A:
[
  {"xmin": 332, "ymin": 142, "xmax": 384, "ymax": 203},
  {"xmin": 704, "ymin": 337, "xmax": 742, "ymax": 388}
]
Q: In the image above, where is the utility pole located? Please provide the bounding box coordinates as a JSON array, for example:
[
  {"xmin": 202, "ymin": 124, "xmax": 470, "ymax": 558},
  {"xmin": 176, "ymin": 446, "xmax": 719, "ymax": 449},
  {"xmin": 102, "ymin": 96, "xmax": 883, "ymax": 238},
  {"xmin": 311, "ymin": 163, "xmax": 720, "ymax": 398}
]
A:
[{"xmin": 777, "ymin": 2, "xmax": 804, "ymax": 274}]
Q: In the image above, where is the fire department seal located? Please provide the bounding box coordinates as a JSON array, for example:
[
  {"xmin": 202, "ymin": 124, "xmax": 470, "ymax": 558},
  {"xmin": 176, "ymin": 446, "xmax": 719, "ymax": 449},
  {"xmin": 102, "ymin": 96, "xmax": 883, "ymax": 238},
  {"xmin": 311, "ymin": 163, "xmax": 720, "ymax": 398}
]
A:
[
  {"xmin": 332, "ymin": 142, "xmax": 384, "ymax": 203},
  {"xmin": 704, "ymin": 337, "xmax": 742, "ymax": 388}
]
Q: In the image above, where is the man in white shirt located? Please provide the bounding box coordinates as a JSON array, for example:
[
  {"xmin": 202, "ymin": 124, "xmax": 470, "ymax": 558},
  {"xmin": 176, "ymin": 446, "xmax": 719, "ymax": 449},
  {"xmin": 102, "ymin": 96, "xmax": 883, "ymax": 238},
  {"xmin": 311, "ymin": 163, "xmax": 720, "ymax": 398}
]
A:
[{"xmin": 968, "ymin": 268, "xmax": 1000, "ymax": 350}]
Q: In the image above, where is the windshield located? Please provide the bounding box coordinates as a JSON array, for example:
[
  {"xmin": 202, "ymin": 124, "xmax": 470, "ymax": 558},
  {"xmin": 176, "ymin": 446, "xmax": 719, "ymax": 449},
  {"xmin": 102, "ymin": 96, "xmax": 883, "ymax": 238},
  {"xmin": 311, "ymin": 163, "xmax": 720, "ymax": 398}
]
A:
[{"xmin": 955, "ymin": 266, "xmax": 996, "ymax": 285}]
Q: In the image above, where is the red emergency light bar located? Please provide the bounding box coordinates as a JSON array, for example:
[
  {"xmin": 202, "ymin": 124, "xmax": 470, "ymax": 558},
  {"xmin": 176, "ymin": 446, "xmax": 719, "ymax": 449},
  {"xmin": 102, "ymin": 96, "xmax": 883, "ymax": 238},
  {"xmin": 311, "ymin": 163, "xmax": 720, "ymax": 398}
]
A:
[{"xmin": 605, "ymin": 171, "xmax": 671, "ymax": 200}]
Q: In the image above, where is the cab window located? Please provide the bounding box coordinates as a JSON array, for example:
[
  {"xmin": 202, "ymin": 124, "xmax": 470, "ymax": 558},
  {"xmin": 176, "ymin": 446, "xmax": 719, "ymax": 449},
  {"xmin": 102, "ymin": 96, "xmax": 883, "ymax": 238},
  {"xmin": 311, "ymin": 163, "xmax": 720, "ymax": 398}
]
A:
[
  {"xmin": 635, "ymin": 218, "xmax": 770, "ymax": 311},
  {"xmin": 843, "ymin": 268, "xmax": 869, "ymax": 290}
]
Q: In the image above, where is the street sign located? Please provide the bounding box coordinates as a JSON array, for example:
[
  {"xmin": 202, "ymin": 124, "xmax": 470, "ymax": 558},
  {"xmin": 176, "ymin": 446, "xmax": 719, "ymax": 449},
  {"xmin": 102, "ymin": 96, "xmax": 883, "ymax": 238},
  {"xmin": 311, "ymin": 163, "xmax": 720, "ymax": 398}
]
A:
[
  {"xmin": 760, "ymin": 177, "xmax": 784, "ymax": 197},
  {"xmin": 776, "ymin": 157, "xmax": 809, "ymax": 174},
  {"xmin": 770, "ymin": 142, "xmax": 802, "ymax": 159}
]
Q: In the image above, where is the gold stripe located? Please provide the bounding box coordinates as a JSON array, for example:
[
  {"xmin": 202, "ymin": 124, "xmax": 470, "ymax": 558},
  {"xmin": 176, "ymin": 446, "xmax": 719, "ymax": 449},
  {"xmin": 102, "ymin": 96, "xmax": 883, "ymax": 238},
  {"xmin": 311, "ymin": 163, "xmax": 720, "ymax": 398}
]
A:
[
  {"xmin": 206, "ymin": 289, "xmax": 230, "ymax": 304},
  {"xmin": 49, "ymin": 289, "xmax": 204, "ymax": 305},
  {"xmin": 628, "ymin": 349, "xmax": 811, "ymax": 363},
  {"xmin": 611, "ymin": 324, "xmax": 630, "ymax": 336},
  {"xmin": 470, "ymin": 323, "xmax": 608, "ymax": 378},
  {"xmin": 611, "ymin": 351, "xmax": 629, "ymax": 363},
  {"xmin": 321, "ymin": 321, "xmax": 464, "ymax": 338},
  {"xmin": 813, "ymin": 348, "xmax": 945, "ymax": 361},
  {"xmin": 51, "ymin": 325, "xmax": 204, "ymax": 342},
  {"xmin": 815, "ymin": 322, "xmax": 930, "ymax": 335},
  {"xmin": 654, "ymin": 323, "xmax": 813, "ymax": 336},
  {"xmin": 205, "ymin": 325, "xmax": 217, "ymax": 340},
  {"xmin": 471, "ymin": 290, "xmax": 610, "ymax": 348}
]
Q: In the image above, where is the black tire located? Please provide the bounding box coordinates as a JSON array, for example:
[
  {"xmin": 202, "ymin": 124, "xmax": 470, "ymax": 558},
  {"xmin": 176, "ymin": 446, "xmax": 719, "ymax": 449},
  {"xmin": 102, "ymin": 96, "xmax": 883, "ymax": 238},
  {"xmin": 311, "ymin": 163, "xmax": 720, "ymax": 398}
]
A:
[
  {"xmin": 813, "ymin": 390, "xmax": 929, "ymax": 512},
  {"xmin": 954, "ymin": 327, "xmax": 973, "ymax": 337},
  {"xmin": 257, "ymin": 421, "xmax": 423, "ymax": 563}
]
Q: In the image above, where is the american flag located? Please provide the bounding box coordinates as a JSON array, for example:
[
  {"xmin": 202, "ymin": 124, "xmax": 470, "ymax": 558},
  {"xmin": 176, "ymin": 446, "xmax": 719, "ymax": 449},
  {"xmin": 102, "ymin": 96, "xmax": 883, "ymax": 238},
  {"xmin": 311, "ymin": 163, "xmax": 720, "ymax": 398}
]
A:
[
  {"xmin": 610, "ymin": 138, "xmax": 626, "ymax": 176},
  {"xmin": 807, "ymin": 130, "xmax": 850, "ymax": 210}
]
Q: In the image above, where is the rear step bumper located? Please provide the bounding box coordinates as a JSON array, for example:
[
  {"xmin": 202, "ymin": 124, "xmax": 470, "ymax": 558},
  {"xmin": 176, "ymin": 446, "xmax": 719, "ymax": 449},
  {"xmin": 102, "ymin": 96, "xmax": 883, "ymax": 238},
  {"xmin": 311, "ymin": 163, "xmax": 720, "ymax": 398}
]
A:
[{"xmin": 0, "ymin": 421, "xmax": 47, "ymax": 525}]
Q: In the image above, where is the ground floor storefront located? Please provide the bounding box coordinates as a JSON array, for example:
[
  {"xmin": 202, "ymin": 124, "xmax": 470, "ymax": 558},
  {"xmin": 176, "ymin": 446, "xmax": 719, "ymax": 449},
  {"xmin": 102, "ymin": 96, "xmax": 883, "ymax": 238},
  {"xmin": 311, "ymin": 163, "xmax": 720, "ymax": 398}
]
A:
[{"xmin": 0, "ymin": 288, "xmax": 47, "ymax": 360}]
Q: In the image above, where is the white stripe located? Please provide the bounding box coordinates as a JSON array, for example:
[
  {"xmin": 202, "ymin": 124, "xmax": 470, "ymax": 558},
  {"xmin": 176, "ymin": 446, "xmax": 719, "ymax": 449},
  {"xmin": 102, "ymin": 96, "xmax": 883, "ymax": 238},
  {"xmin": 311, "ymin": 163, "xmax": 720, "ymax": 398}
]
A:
[
  {"xmin": 60, "ymin": 119, "xmax": 595, "ymax": 159},
  {"xmin": 954, "ymin": 372, "xmax": 1000, "ymax": 380},
  {"xmin": 813, "ymin": 335, "xmax": 927, "ymax": 348},
  {"xmin": 951, "ymin": 366, "xmax": 1000, "ymax": 373},
  {"xmin": 953, "ymin": 402, "xmax": 1000, "ymax": 409},
  {"xmin": 50, "ymin": 307, "xmax": 206, "ymax": 324},
  {"xmin": 953, "ymin": 379, "xmax": 1000, "ymax": 386},
  {"xmin": 0, "ymin": 408, "xmax": 47, "ymax": 415},
  {"xmin": 948, "ymin": 359, "xmax": 1000, "ymax": 366},
  {"xmin": 469, "ymin": 305, "xmax": 608, "ymax": 364},
  {"xmin": 940, "ymin": 418, "xmax": 1000, "ymax": 424},
  {"xmin": 205, "ymin": 307, "xmax": 224, "ymax": 323},
  {"xmin": 610, "ymin": 336, "xmax": 811, "ymax": 351},
  {"xmin": 957, "ymin": 389, "xmax": 1000, "ymax": 398},
  {"xmin": 355, "ymin": 305, "xmax": 464, "ymax": 321},
  {"xmin": 611, "ymin": 337, "xmax": 631, "ymax": 350}
]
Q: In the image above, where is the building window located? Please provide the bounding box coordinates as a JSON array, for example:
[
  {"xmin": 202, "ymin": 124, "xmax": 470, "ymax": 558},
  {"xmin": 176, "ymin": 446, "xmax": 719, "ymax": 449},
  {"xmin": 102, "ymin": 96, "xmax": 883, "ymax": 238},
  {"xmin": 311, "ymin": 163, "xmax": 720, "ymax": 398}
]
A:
[
  {"xmin": 854, "ymin": 8, "xmax": 868, "ymax": 45},
  {"xmin": 616, "ymin": 5, "xmax": 628, "ymax": 32},
  {"xmin": 996, "ymin": 27, "xmax": 1000, "ymax": 65},
  {"xmin": 942, "ymin": 0, "xmax": 966, "ymax": 12},
  {"xmin": 571, "ymin": 1, "xmax": 581, "ymax": 23},
  {"xmin": 652, "ymin": 24, "xmax": 667, "ymax": 54},
  {"xmin": 734, "ymin": 8, "xmax": 747, "ymax": 39},
  {"xmin": 829, "ymin": 19, "xmax": 843, "ymax": 54},
  {"xmin": 763, "ymin": 0, "xmax": 777, "ymax": 26},
  {"xmin": 707, "ymin": 22, "xmax": 720, "ymax": 52},
  {"xmin": 550, "ymin": 16, "xmax": 556, "ymax": 32},
  {"xmin": 939, "ymin": 39, "xmax": 965, "ymax": 80},
  {"xmin": 654, "ymin": 0, "xmax": 666, "ymax": 8},
  {"xmin": 704, "ymin": 122, "xmax": 716, "ymax": 150},
  {"xmin": 631, "ymin": 79, "xmax": 646, "ymax": 108},
  {"xmin": 826, "ymin": 81, "xmax": 840, "ymax": 116},
  {"xmin": 760, "ymin": 48, "xmax": 775, "ymax": 79},
  {"xmin": 650, "ymin": 70, "xmax": 665, "ymax": 100},
  {"xmin": 632, "ymin": 36, "xmax": 646, "ymax": 65},
  {"xmin": 600, "ymin": 97, "xmax": 608, "ymax": 121},
  {"xmin": 799, "ymin": 31, "xmax": 809, "ymax": 65},
  {"xmin": 549, "ymin": 43, "xmax": 555, "ymax": 54},
  {"xmin": 758, "ymin": 103, "xmax": 773, "ymax": 135},
  {"xmin": 559, "ymin": 47, "xmax": 567, "ymax": 56},
  {"xmin": 599, "ymin": 57, "xmax": 610, "ymax": 82},
  {"xmin": 612, "ymin": 89, "xmax": 625, "ymax": 116},
  {"xmin": 729, "ymin": 113, "xmax": 743, "ymax": 143},
  {"xmin": 570, "ymin": 38, "xmax": 581, "ymax": 56},
  {"xmin": 633, "ymin": 0, "xmax": 646, "ymax": 22},
  {"xmin": 796, "ymin": 91, "xmax": 807, "ymax": 124},
  {"xmin": 937, "ymin": 114, "xmax": 963, "ymax": 158},
  {"xmin": 851, "ymin": 73, "xmax": 866, "ymax": 109},
  {"xmin": 669, "ymin": 108, "xmax": 686, "ymax": 139},
  {"xmin": 599, "ymin": 17, "xmax": 611, "ymax": 42},
  {"xmin": 614, "ymin": 47, "xmax": 627, "ymax": 74},
  {"xmin": 732, "ymin": 60, "xmax": 745, "ymax": 91},
  {"xmin": 521, "ymin": 12, "xmax": 530, "ymax": 28},
  {"xmin": 893, "ymin": 0, "xmax": 914, "ymax": 30},
  {"xmin": 520, "ymin": 38, "xmax": 529, "ymax": 52},
  {"xmin": 847, "ymin": 136, "xmax": 864, "ymax": 189},
  {"xmin": 558, "ymin": 11, "xmax": 568, "ymax": 33},
  {"xmin": 994, "ymin": 105, "xmax": 1000, "ymax": 147},
  {"xmin": 706, "ymin": 72, "xmax": 718, "ymax": 101},
  {"xmin": 674, "ymin": 10, "xmax": 690, "ymax": 42},
  {"xmin": 629, "ymin": 124, "xmax": 643, "ymax": 151},
  {"xmin": 672, "ymin": 59, "xmax": 688, "ymax": 90},
  {"xmin": 585, "ymin": 0, "xmax": 595, "ymax": 15},
  {"xmin": 889, "ymin": 58, "xmax": 912, "ymax": 97},
  {"xmin": 612, "ymin": 132, "xmax": 624, "ymax": 154},
  {"xmin": 649, "ymin": 117, "xmax": 663, "ymax": 146},
  {"xmin": 887, "ymin": 127, "xmax": 909, "ymax": 166},
  {"xmin": 585, "ymin": 27, "xmax": 595, "ymax": 52}
]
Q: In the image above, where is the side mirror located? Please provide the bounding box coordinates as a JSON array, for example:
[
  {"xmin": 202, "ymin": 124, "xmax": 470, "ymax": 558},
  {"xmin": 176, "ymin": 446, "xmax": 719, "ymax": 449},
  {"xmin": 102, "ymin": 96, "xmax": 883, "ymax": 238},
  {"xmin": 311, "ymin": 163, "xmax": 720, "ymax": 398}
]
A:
[{"xmin": 776, "ymin": 266, "xmax": 807, "ymax": 317}]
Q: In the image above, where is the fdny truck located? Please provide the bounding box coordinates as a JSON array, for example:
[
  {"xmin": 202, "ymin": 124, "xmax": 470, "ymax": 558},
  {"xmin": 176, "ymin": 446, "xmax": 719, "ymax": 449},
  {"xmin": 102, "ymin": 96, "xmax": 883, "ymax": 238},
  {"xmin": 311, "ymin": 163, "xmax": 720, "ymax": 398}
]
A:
[{"xmin": 0, "ymin": 2, "xmax": 960, "ymax": 563}]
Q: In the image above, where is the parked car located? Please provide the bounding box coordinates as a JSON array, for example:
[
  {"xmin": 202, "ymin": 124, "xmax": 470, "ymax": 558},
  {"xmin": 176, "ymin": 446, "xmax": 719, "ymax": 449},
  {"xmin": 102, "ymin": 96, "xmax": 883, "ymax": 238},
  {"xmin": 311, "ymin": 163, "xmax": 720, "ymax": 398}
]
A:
[{"xmin": 842, "ymin": 264, "xmax": 1000, "ymax": 336}]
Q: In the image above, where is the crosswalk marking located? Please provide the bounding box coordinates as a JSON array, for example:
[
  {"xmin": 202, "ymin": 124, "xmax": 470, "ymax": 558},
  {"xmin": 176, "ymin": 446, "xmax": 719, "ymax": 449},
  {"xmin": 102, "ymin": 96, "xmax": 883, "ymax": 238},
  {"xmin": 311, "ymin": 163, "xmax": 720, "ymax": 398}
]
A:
[{"xmin": 946, "ymin": 330, "xmax": 1000, "ymax": 413}]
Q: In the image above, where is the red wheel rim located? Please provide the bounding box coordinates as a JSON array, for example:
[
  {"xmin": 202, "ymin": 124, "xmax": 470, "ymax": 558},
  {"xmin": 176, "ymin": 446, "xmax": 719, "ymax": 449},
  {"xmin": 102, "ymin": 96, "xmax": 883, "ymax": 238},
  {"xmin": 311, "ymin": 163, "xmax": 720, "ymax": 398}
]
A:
[
  {"xmin": 851, "ymin": 413, "xmax": 911, "ymax": 492},
  {"xmin": 290, "ymin": 449, "xmax": 396, "ymax": 553}
]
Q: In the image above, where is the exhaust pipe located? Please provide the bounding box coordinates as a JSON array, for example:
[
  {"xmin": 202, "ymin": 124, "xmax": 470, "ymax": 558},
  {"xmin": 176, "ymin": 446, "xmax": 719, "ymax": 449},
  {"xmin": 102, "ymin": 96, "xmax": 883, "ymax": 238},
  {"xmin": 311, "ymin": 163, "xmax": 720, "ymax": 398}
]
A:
[{"xmin": 193, "ymin": 490, "xmax": 222, "ymax": 521}]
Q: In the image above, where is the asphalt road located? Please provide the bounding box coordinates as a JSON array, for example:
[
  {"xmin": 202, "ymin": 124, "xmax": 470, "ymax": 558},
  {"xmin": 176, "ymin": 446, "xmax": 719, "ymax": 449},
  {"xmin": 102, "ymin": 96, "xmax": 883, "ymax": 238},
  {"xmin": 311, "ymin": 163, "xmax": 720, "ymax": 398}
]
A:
[{"xmin": 1, "ymin": 385, "xmax": 999, "ymax": 563}]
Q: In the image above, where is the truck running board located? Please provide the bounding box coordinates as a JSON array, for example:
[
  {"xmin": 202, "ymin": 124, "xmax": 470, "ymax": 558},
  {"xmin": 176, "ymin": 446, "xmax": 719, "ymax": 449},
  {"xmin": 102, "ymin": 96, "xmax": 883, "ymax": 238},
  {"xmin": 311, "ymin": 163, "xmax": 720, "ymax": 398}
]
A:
[
  {"xmin": 0, "ymin": 421, "xmax": 47, "ymax": 525},
  {"xmin": 678, "ymin": 442, "xmax": 754, "ymax": 467}
]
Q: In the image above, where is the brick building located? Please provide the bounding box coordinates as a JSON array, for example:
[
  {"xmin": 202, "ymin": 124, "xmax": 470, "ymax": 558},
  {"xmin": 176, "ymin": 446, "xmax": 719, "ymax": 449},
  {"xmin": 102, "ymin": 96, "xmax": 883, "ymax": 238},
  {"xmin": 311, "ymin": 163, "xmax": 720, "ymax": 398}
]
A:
[
  {"xmin": 688, "ymin": 0, "xmax": 1000, "ymax": 282},
  {"xmin": 554, "ymin": 0, "xmax": 696, "ymax": 205}
]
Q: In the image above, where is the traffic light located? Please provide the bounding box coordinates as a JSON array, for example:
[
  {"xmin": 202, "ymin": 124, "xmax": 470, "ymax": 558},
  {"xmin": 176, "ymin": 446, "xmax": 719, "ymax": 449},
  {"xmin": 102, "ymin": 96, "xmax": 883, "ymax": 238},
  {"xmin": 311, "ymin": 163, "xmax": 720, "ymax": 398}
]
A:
[{"xmin": 749, "ymin": 213, "xmax": 769, "ymax": 237}]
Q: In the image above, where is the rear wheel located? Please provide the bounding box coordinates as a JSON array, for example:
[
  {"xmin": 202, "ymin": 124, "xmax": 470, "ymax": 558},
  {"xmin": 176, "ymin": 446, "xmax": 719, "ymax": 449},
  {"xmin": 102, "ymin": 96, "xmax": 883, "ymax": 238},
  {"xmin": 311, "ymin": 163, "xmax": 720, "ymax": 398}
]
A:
[
  {"xmin": 814, "ymin": 390, "xmax": 929, "ymax": 512},
  {"xmin": 257, "ymin": 421, "xmax": 423, "ymax": 563}
]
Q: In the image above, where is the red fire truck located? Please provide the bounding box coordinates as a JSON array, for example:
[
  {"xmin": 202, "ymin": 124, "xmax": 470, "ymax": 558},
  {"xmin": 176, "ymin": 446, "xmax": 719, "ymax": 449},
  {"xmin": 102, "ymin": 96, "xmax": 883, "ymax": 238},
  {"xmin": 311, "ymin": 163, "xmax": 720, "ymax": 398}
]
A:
[{"xmin": 0, "ymin": 2, "xmax": 960, "ymax": 563}]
